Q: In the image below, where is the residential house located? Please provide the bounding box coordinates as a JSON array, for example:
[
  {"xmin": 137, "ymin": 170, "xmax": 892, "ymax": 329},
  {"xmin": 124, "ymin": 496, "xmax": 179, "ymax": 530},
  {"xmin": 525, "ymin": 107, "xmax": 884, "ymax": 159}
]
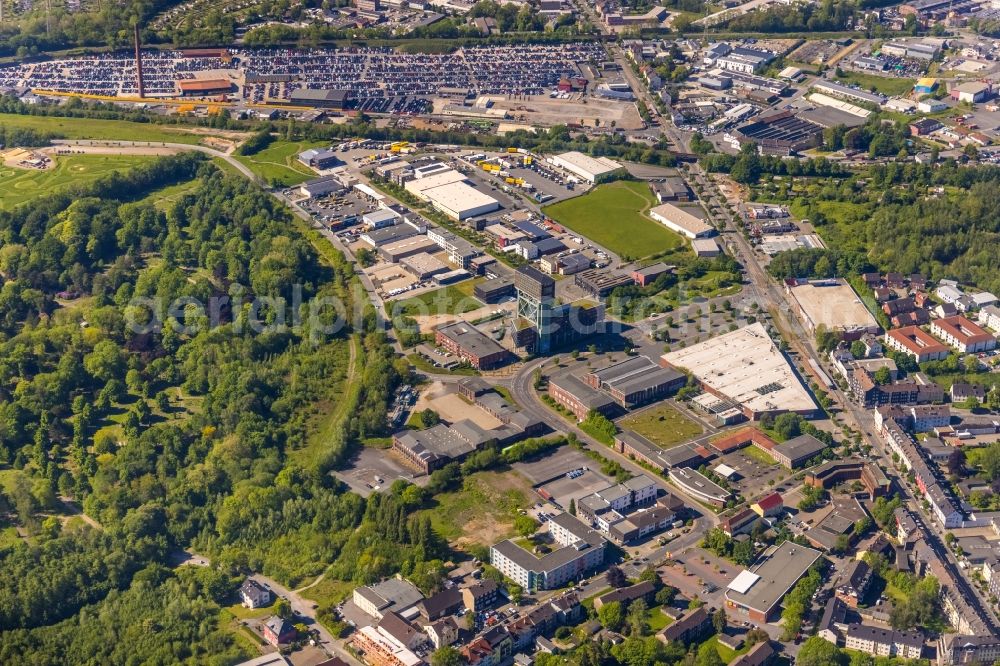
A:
[
  {"xmin": 836, "ymin": 559, "xmax": 873, "ymax": 608},
  {"xmin": 263, "ymin": 616, "xmax": 297, "ymax": 646},
  {"xmin": 657, "ymin": 606, "xmax": 711, "ymax": 645},
  {"xmin": 423, "ymin": 617, "xmax": 459, "ymax": 649},
  {"xmin": 462, "ymin": 579, "xmax": 499, "ymax": 613},
  {"xmin": 240, "ymin": 579, "xmax": 272, "ymax": 609}
]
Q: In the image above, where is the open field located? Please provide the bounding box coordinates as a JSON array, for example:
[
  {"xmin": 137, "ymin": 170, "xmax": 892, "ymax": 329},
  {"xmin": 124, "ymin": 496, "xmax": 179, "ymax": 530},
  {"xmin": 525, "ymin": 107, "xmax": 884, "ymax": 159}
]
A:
[
  {"xmin": 389, "ymin": 280, "xmax": 485, "ymax": 318},
  {"xmin": 619, "ymin": 403, "xmax": 703, "ymax": 449},
  {"xmin": 0, "ymin": 154, "xmax": 155, "ymax": 209},
  {"xmin": 289, "ymin": 336, "xmax": 356, "ymax": 468},
  {"xmin": 234, "ymin": 139, "xmax": 326, "ymax": 187},
  {"xmin": 0, "ymin": 113, "xmax": 226, "ymax": 144},
  {"xmin": 138, "ymin": 177, "xmax": 204, "ymax": 210},
  {"xmin": 833, "ymin": 72, "xmax": 916, "ymax": 97},
  {"xmin": 543, "ymin": 181, "xmax": 686, "ymax": 260},
  {"xmin": 420, "ymin": 470, "xmax": 535, "ymax": 549},
  {"xmin": 701, "ymin": 634, "xmax": 750, "ymax": 663}
]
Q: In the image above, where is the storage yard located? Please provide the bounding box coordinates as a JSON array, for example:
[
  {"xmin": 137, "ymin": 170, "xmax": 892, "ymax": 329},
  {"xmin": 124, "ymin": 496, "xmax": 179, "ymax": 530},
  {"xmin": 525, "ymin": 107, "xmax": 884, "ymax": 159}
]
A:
[{"xmin": 0, "ymin": 43, "xmax": 606, "ymax": 104}]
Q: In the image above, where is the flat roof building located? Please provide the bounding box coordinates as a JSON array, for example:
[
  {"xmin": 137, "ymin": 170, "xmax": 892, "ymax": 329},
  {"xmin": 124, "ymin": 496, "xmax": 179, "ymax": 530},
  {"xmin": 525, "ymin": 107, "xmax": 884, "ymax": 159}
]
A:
[
  {"xmin": 400, "ymin": 252, "xmax": 449, "ymax": 280},
  {"xmin": 725, "ymin": 542, "xmax": 823, "ymax": 622},
  {"xmin": 434, "ymin": 322, "xmax": 509, "ymax": 370},
  {"xmin": 661, "ymin": 323, "xmax": 819, "ymax": 420},
  {"xmin": 299, "ymin": 175, "xmax": 347, "ymax": 198},
  {"xmin": 298, "ymin": 147, "xmax": 342, "ymax": 170},
  {"xmin": 289, "ymin": 88, "xmax": 350, "ymax": 109},
  {"xmin": 474, "ymin": 277, "xmax": 515, "ymax": 303},
  {"xmin": 585, "ymin": 355, "xmax": 686, "ymax": 408},
  {"xmin": 770, "ymin": 433, "xmax": 827, "ymax": 469},
  {"xmin": 649, "ymin": 203, "xmax": 715, "ymax": 239},
  {"xmin": 491, "ymin": 513, "xmax": 606, "ymax": 591},
  {"xmin": 548, "ymin": 369, "xmax": 619, "ymax": 421},
  {"xmin": 668, "ymin": 467, "xmax": 730, "ymax": 506},
  {"xmin": 574, "ymin": 269, "xmax": 634, "ymax": 298},
  {"xmin": 548, "ymin": 151, "xmax": 625, "ymax": 183},
  {"xmin": 379, "ymin": 236, "xmax": 440, "ymax": 263},
  {"xmin": 424, "ymin": 181, "xmax": 500, "ymax": 221}
]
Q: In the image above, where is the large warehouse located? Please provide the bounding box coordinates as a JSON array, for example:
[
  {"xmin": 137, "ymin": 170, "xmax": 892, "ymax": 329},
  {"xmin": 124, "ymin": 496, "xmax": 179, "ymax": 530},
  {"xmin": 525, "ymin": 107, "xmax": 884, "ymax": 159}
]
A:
[
  {"xmin": 786, "ymin": 279, "xmax": 880, "ymax": 338},
  {"xmin": 661, "ymin": 323, "xmax": 819, "ymax": 420},
  {"xmin": 648, "ymin": 203, "xmax": 716, "ymax": 239},
  {"xmin": 403, "ymin": 169, "xmax": 499, "ymax": 220},
  {"xmin": 733, "ymin": 111, "xmax": 824, "ymax": 155},
  {"xmin": 549, "ymin": 151, "xmax": 626, "ymax": 184}
]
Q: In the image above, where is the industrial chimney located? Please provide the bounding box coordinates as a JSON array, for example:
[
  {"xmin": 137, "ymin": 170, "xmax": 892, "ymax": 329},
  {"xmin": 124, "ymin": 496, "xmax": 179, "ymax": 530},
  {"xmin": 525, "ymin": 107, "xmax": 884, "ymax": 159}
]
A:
[{"xmin": 134, "ymin": 24, "xmax": 145, "ymax": 98}]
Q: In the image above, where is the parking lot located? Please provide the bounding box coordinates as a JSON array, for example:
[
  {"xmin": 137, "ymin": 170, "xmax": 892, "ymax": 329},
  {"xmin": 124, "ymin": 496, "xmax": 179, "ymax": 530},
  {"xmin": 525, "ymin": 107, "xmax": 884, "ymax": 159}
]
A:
[
  {"xmin": 719, "ymin": 448, "xmax": 790, "ymax": 499},
  {"xmin": 332, "ymin": 445, "xmax": 427, "ymax": 497},
  {"xmin": 536, "ymin": 467, "xmax": 618, "ymax": 511},
  {"xmin": 512, "ymin": 444, "xmax": 611, "ymax": 486}
]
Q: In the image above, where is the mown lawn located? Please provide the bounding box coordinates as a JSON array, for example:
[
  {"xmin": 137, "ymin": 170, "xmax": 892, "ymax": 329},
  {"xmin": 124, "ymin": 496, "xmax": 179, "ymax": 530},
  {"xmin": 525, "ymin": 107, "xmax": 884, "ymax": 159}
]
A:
[
  {"xmin": 0, "ymin": 113, "xmax": 216, "ymax": 144},
  {"xmin": 234, "ymin": 139, "xmax": 327, "ymax": 187},
  {"xmin": 543, "ymin": 181, "xmax": 687, "ymax": 260},
  {"xmin": 699, "ymin": 634, "xmax": 750, "ymax": 663},
  {"xmin": 833, "ymin": 72, "xmax": 916, "ymax": 97},
  {"xmin": 0, "ymin": 154, "xmax": 155, "ymax": 209},
  {"xmin": 619, "ymin": 403, "xmax": 703, "ymax": 449},
  {"xmin": 389, "ymin": 281, "xmax": 485, "ymax": 318}
]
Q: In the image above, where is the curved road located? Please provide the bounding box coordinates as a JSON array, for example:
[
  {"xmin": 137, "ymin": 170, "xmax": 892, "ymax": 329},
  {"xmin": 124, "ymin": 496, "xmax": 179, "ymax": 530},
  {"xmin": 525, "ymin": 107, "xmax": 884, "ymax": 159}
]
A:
[{"xmin": 505, "ymin": 357, "xmax": 718, "ymax": 552}]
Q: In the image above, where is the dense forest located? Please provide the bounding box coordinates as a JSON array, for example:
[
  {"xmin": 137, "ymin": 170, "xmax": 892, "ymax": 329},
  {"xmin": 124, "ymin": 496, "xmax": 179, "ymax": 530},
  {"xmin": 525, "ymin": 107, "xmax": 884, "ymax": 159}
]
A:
[
  {"xmin": 0, "ymin": 153, "xmax": 418, "ymax": 662},
  {"xmin": 760, "ymin": 160, "xmax": 1000, "ymax": 295}
]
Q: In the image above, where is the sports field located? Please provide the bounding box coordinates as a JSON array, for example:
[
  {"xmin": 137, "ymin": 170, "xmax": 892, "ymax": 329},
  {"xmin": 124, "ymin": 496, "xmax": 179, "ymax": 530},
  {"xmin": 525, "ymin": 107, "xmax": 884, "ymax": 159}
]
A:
[
  {"xmin": 0, "ymin": 113, "xmax": 219, "ymax": 144},
  {"xmin": 0, "ymin": 154, "xmax": 155, "ymax": 209},
  {"xmin": 618, "ymin": 403, "xmax": 703, "ymax": 449},
  {"xmin": 234, "ymin": 139, "xmax": 327, "ymax": 187},
  {"xmin": 542, "ymin": 181, "xmax": 686, "ymax": 260}
]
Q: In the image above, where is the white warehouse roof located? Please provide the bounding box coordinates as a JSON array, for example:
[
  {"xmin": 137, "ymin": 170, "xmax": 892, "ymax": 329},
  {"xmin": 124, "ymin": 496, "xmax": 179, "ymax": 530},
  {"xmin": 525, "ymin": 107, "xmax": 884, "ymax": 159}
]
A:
[
  {"xmin": 550, "ymin": 151, "xmax": 624, "ymax": 182},
  {"xmin": 728, "ymin": 570, "xmax": 760, "ymax": 594}
]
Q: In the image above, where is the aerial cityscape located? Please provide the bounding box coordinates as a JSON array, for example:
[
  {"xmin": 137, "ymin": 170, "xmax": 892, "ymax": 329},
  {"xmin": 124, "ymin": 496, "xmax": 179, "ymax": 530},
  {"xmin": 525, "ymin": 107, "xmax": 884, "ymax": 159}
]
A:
[{"xmin": 1, "ymin": 0, "xmax": 1000, "ymax": 664}]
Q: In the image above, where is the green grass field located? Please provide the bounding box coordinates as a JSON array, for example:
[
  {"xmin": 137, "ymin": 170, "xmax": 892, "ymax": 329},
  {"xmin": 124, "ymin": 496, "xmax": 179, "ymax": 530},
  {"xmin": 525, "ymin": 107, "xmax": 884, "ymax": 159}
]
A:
[
  {"xmin": 0, "ymin": 154, "xmax": 155, "ymax": 209},
  {"xmin": 542, "ymin": 181, "xmax": 687, "ymax": 260},
  {"xmin": 619, "ymin": 403, "xmax": 703, "ymax": 449},
  {"xmin": 0, "ymin": 113, "xmax": 220, "ymax": 144},
  {"xmin": 389, "ymin": 280, "xmax": 484, "ymax": 318},
  {"xmin": 138, "ymin": 178, "xmax": 204, "ymax": 211},
  {"xmin": 420, "ymin": 470, "xmax": 534, "ymax": 549},
  {"xmin": 741, "ymin": 445, "xmax": 779, "ymax": 466},
  {"xmin": 700, "ymin": 634, "xmax": 750, "ymax": 663},
  {"xmin": 833, "ymin": 72, "xmax": 916, "ymax": 97},
  {"xmin": 234, "ymin": 139, "xmax": 327, "ymax": 187},
  {"xmin": 645, "ymin": 607, "xmax": 674, "ymax": 632}
]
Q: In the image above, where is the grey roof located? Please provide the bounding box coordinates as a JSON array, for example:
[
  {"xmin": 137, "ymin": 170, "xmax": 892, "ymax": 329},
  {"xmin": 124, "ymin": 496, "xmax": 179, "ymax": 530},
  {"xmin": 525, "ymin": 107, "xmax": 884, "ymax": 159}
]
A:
[
  {"xmin": 548, "ymin": 370, "xmax": 616, "ymax": 411},
  {"xmin": 394, "ymin": 424, "xmax": 478, "ymax": 464},
  {"xmin": 590, "ymin": 356, "xmax": 683, "ymax": 397},
  {"xmin": 516, "ymin": 265, "xmax": 555, "ymax": 289},
  {"xmin": 845, "ymin": 623, "xmax": 923, "ymax": 649},
  {"xmin": 359, "ymin": 577, "xmax": 425, "ymax": 615},
  {"xmin": 492, "ymin": 513, "xmax": 605, "ymax": 574},
  {"xmin": 365, "ymin": 209, "xmax": 400, "ymax": 225},
  {"xmin": 290, "ymin": 88, "xmax": 349, "ymax": 103},
  {"xmin": 435, "ymin": 322, "xmax": 506, "ymax": 359},
  {"xmin": 364, "ymin": 224, "xmax": 418, "ymax": 246},
  {"xmin": 725, "ymin": 542, "xmax": 822, "ymax": 615},
  {"xmin": 633, "ymin": 262, "xmax": 671, "ymax": 279},
  {"xmin": 559, "ymin": 254, "xmax": 592, "ymax": 271},
  {"xmin": 534, "ymin": 237, "xmax": 568, "ymax": 255},
  {"xmin": 773, "ymin": 433, "xmax": 826, "ymax": 464}
]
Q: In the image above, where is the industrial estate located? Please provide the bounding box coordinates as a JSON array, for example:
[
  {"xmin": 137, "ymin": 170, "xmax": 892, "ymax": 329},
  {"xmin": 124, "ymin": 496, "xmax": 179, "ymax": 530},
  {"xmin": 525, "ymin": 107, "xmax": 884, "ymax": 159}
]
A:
[{"xmin": 3, "ymin": 0, "xmax": 1000, "ymax": 665}]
